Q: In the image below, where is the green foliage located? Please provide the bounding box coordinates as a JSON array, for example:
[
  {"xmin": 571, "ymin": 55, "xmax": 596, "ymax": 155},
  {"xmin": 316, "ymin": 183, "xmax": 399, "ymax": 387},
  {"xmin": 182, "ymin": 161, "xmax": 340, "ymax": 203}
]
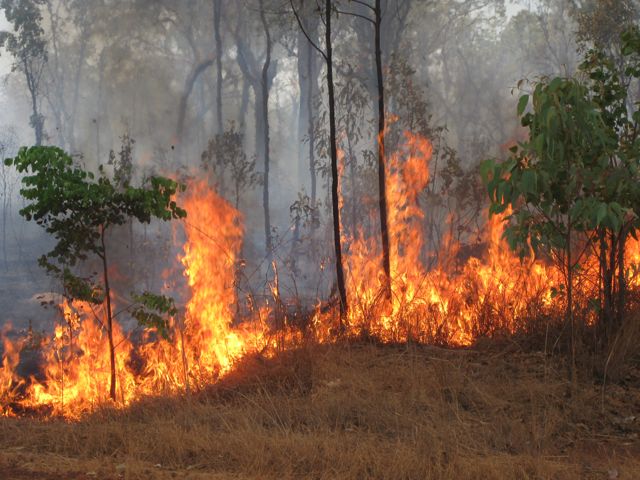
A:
[
  {"xmin": 483, "ymin": 27, "xmax": 640, "ymax": 336},
  {"xmin": 5, "ymin": 145, "xmax": 187, "ymax": 327},
  {"xmin": 201, "ymin": 125, "xmax": 261, "ymax": 208},
  {"xmin": 483, "ymin": 28, "xmax": 640, "ymax": 258},
  {"xmin": 0, "ymin": 0, "xmax": 47, "ymax": 66},
  {"xmin": 0, "ymin": 0, "xmax": 48, "ymax": 143},
  {"xmin": 6, "ymin": 146, "xmax": 185, "ymax": 262},
  {"xmin": 130, "ymin": 292, "xmax": 177, "ymax": 340}
]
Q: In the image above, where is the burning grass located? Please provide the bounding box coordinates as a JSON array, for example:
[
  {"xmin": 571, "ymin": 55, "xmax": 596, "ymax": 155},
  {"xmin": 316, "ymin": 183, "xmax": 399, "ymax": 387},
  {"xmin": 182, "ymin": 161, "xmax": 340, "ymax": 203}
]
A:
[
  {"xmin": 0, "ymin": 343, "xmax": 639, "ymax": 479},
  {"xmin": 3, "ymin": 131, "xmax": 640, "ymax": 418}
]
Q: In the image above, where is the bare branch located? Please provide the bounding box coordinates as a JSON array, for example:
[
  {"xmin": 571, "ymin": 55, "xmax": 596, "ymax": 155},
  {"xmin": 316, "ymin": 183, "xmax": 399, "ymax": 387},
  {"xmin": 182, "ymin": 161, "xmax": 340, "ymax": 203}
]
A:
[
  {"xmin": 349, "ymin": 0, "xmax": 375, "ymax": 12},
  {"xmin": 290, "ymin": 0, "xmax": 327, "ymax": 61},
  {"xmin": 335, "ymin": 9, "xmax": 374, "ymax": 24}
]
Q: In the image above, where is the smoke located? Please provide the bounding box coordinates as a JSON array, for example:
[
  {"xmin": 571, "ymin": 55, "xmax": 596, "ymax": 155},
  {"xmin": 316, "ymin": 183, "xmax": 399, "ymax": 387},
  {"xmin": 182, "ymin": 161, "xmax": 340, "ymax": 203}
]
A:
[{"xmin": 0, "ymin": 0, "xmax": 584, "ymax": 329}]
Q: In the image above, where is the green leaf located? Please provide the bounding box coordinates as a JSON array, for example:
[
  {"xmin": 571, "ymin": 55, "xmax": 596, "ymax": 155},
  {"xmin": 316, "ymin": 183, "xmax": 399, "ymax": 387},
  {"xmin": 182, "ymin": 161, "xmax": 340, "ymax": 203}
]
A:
[{"xmin": 517, "ymin": 94, "xmax": 529, "ymax": 116}]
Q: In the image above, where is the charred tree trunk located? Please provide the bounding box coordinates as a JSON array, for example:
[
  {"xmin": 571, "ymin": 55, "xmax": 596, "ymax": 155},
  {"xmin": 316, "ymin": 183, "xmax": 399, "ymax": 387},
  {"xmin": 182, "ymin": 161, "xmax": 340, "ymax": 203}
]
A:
[
  {"xmin": 615, "ymin": 228, "xmax": 628, "ymax": 330},
  {"xmin": 291, "ymin": 0, "xmax": 347, "ymax": 323},
  {"xmin": 374, "ymin": 0, "xmax": 391, "ymax": 300},
  {"xmin": 325, "ymin": 0, "xmax": 348, "ymax": 323},
  {"xmin": 100, "ymin": 226, "xmax": 116, "ymax": 402}
]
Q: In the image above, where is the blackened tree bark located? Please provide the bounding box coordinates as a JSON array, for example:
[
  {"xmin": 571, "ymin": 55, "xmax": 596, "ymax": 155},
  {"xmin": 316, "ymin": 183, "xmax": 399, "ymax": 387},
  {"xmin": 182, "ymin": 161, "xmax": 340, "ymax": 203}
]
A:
[
  {"xmin": 340, "ymin": 0, "xmax": 391, "ymax": 298},
  {"xmin": 374, "ymin": 0, "xmax": 391, "ymax": 299},
  {"xmin": 99, "ymin": 225, "xmax": 117, "ymax": 401},
  {"xmin": 291, "ymin": 0, "xmax": 348, "ymax": 325},
  {"xmin": 325, "ymin": 0, "xmax": 347, "ymax": 322}
]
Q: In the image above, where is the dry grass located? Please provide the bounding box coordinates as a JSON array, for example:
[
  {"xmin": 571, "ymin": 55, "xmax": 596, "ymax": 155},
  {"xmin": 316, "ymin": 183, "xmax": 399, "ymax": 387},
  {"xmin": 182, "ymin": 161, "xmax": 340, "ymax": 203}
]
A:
[{"xmin": 1, "ymin": 343, "xmax": 639, "ymax": 479}]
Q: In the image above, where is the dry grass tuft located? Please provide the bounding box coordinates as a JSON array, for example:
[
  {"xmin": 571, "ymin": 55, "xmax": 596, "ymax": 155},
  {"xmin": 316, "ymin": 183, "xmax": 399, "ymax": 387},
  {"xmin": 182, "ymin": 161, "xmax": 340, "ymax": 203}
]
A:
[{"xmin": 1, "ymin": 343, "xmax": 639, "ymax": 479}]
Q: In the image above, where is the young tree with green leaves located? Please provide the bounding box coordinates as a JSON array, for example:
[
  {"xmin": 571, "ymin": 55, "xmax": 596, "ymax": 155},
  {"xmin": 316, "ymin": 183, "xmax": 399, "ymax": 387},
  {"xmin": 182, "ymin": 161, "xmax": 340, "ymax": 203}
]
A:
[
  {"xmin": 5, "ymin": 146, "xmax": 186, "ymax": 402},
  {"xmin": 482, "ymin": 27, "xmax": 640, "ymax": 354}
]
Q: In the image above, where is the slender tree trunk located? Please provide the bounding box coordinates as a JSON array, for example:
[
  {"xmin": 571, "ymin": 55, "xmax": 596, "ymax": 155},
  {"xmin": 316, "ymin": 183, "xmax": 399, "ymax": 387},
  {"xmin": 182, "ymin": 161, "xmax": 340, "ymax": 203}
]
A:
[
  {"xmin": 1, "ymin": 165, "xmax": 7, "ymax": 270},
  {"xmin": 296, "ymin": 11, "xmax": 318, "ymax": 226},
  {"xmin": 259, "ymin": 0, "xmax": 273, "ymax": 258},
  {"xmin": 566, "ymin": 226, "xmax": 575, "ymax": 381},
  {"xmin": 326, "ymin": 0, "xmax": 348, "ymax": 324},
  {"xmin": 239, "ymin": 76, "xmax": 250, "ymax": 134},
  {"xmin": 29, "ymin": 83, "xmax": 43, "ymax": 146},
  {"xmin": 374, "ymin": 0, "xmax": 391, "ymax": 300},
  {"xmin": 214, "ymin": 0, "xmax": 224, "ymax": 135},
  {"xmin": 69, "ymin": 33, "xmax": 88, "ymax": 152},
  {"xmin": 100, "ymin": 226, "xmax": 116, "ymax": 402},
  {"xmin": 615, "ymin": 228, "xmax": 627, "ymax": 330},
  {"xmin": 308, "ymin": 61, "xmax": 317, "ymax": 228},
  {"xmin": 176, "ymin": 57, "xmax": 215, "ymax": 140}
]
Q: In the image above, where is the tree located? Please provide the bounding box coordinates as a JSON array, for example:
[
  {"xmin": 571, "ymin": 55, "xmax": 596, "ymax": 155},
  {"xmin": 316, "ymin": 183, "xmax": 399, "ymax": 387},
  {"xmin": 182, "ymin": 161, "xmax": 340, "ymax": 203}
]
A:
[
  {"xmin": 294, "ymin": 0, "xmax": 320, "ymax": 226},
  {"xmin": 338, "ymin": 0, "xmax": 392, "ymax": 299},
  {"xmin": 235, "ymin": 0, "xmax": 277, "ymax": 260},
  {"xmin": 292, "ymin": 0, "xmax": 348, "ymax": 324},
  {"xmin": 5, "ymin": 146, "xmax": 186, "ymax": 401},
  {"xmin": 0, "ymin": 0, "xmax": 48, "ymax": 146},
  {"xmin": 483, "ymin": 27, "xmax": 640, "ymax": 356},
  {"xmin": 0, "ymin": 128, "xmax": 18, "ymax": 270}
]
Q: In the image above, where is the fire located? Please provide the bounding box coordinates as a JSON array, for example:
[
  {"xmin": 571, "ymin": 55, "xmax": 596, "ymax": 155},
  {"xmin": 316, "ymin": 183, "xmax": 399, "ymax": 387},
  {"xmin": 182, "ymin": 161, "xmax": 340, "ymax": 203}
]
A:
[
  {"xmin": 0, "ymin": 129, "xmax": 633, "ymax": 418},
  {"xmin": 335, "ymin": 132, "xmax": 563, "ymax": 345}
]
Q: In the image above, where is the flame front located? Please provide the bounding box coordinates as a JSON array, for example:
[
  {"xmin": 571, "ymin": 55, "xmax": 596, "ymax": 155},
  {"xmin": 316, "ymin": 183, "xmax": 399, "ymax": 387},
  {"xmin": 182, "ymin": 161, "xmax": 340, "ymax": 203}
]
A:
[{"xmin": 1, "ymin": 130, "xmax": 637, "ymax": 417}]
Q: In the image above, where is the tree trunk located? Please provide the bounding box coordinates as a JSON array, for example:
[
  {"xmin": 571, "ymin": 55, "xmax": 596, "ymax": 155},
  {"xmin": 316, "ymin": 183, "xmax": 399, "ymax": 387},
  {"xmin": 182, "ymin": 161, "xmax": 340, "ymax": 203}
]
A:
[
  {"xmin": 214, "ymin": 0, "xmax": 224, "ymax": 135},
  {"xmin": 239, "ymin": 75, "xmax": 250, "ymax": 135},
  {"xmin": 1, "ymin": 164, "xmax": 7, "ymax": 270},
  {"xmin": 176, "ymin": 57, "xmax": 215, "ymax": 141},
  {"xmin": 374, "ymin": 0, "xmax": 391, "ymax": 300},
  {"xmin": 100, "ymin": 226, "xmax": 117, "ymax": 402},
  {"xmin": 69, "ymin": 32, "xmax": 88, "ymax": 152},
  {"xmin": 28, "ymin": 79, "xmax": 43, "ymax": 146},
  {"xmin": 567, "ymin": 226, "xmax": 575, "ymax": 381},
  {"xmin": 615, "ymin": 228, "xmax": 628, "ymax": 330},
  {"xmin": 326, "ymin": 0, "xmax": 348, "ymax": 324},
  {"xmin": 259, "ymin": 0, "xmax": 273, "ymax": 259},
  {"xmin": 296, "ymin": 10, "xmax": 318, "ymax": 224}
]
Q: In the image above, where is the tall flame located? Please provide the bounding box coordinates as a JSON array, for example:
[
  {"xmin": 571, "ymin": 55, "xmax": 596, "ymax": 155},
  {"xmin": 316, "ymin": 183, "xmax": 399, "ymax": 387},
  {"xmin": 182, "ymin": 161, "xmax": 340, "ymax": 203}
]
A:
[{"xmin": 1, "ymin": 130, "xmax": 638, "ymax": 417}]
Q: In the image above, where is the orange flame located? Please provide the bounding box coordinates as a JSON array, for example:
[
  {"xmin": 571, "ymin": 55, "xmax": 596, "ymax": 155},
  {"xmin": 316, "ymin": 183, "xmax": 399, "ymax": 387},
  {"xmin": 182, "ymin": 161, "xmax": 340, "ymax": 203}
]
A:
[{"xmin": 2, "ymin": 130, "xmax": 637, "ymax": 417}]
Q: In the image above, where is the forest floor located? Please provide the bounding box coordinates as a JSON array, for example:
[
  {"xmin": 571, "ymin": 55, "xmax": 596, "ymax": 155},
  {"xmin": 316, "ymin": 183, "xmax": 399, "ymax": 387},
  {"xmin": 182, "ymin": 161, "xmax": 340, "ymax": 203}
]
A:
[{"xmin": 1, "ymin": 342, "xmax": 639, "ymax": 479}]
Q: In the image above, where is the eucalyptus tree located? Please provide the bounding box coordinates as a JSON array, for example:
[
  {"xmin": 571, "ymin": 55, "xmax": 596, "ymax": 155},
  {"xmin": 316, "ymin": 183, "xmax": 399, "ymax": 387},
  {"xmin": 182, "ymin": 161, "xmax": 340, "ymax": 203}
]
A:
[
  {"xmin": 292, "ymin": 0, "xmax": 348, "ymax": 324},
  {"xmin": 0, "ymin": 0, "xmax": 48, "ymax": 146},
  {"xmin": 234, "ymin": 0, "xmax": 282, "ymax": 262}
]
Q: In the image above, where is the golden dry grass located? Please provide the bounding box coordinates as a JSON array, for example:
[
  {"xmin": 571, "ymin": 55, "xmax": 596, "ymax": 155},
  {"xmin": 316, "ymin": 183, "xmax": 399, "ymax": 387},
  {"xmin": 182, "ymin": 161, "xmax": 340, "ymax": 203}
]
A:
[{"xmin": 1, "ymin": 343, "xmax": 639, "ymax": 479}]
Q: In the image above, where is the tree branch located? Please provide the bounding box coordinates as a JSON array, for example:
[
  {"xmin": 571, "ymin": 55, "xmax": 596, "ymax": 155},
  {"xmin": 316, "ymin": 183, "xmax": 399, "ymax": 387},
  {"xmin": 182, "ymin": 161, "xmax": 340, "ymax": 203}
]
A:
[
  {"xmin": 349, "ymin": 0, "xmax": 375, "ymax": 12},
  {"xmin": 336, "ymin": 9, "xmax": 374, "ymax": 24},
  {"xmin": 290, "ymin": 0, "xmax": 327, "ymax": 61}
]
